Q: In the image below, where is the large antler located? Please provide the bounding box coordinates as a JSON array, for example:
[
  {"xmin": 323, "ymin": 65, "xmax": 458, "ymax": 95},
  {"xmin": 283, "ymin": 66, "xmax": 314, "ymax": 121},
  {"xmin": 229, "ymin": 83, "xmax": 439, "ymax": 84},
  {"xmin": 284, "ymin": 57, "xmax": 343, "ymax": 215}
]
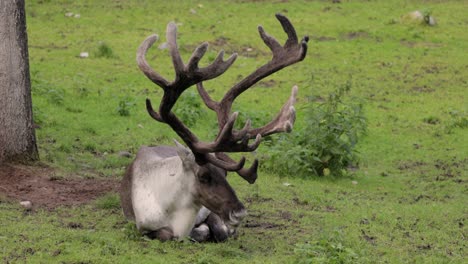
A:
[{"xmin": 137, "ymin": 14, "xmax": 308, "ymax": 184}]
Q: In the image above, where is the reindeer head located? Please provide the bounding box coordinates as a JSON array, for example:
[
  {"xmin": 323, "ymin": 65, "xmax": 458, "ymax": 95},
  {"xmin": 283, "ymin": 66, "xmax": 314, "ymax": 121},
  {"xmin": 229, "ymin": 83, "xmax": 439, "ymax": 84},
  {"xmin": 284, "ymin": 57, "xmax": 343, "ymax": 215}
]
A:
[
  {"xmin": 174, "ymin": 140, "xmax": 246, "ymax": 228},
  {"xmin": 137, "ymin": 14, "xmax": 308, "ymax": 224}
]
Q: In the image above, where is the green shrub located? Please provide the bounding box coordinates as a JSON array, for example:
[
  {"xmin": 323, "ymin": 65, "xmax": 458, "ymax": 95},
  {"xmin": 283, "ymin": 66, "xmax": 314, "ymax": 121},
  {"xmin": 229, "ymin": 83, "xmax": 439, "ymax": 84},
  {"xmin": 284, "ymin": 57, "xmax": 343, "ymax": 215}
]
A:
[
  {"xmin": 263, "ymin": 81, "xmax": 366, "ymax": 177},
  {"xmin": 233, "ymin": 109, "xmax": 269, "ymax": 130}
]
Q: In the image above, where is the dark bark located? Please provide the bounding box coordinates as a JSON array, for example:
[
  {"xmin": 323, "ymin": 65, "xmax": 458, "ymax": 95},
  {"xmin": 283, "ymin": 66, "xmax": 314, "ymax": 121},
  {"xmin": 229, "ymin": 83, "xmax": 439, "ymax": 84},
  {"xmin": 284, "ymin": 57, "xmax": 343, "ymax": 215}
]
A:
[{"xmin": 0, "ymin": 0, "xmax": 38, "ymax": 163}]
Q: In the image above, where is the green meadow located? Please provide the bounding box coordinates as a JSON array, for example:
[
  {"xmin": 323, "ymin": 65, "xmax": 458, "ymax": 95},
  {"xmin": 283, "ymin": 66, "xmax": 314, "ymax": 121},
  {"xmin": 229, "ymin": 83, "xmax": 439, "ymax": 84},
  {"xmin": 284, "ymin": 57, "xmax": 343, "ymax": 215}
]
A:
[{"xmin": 1, "ymin": 0, "xmax": 466, "ymax": 263}]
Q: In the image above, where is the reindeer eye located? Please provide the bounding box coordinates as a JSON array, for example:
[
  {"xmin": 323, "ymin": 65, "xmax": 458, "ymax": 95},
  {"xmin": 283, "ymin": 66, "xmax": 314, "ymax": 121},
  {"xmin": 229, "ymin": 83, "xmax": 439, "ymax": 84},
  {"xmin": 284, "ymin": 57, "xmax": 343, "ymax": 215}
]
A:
[{"xmin": 199, "ymin": 173, "xmax": 212, "ymax": 184}]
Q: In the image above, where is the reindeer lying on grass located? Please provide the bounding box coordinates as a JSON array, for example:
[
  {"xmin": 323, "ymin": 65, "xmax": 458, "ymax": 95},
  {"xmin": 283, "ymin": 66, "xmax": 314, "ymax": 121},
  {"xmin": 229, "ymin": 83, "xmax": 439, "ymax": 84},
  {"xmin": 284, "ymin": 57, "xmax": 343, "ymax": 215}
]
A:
[{"xmin": 120, "ymin": 14, "xmax": 308, "ymax": 242}]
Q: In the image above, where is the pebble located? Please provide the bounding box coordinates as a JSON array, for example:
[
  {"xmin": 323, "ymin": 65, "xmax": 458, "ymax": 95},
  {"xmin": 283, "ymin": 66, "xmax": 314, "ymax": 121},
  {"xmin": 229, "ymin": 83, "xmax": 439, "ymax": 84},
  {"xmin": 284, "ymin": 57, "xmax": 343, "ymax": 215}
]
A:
[{"xmin": 20, "ymin": 201, "xmax": 32, "ymax": 210}]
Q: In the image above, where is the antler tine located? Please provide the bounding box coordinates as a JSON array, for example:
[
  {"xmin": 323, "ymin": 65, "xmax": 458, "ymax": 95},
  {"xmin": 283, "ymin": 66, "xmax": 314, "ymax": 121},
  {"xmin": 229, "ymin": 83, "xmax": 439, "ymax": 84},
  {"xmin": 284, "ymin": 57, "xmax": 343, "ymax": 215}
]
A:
[
  {"xmin": 187, "ymin": 42, "xmax": 209, "ymax": 73},
  {"xmin": 137, "ymin": 34, "xmax": 170, "ymax": 89},
  {"xmin": 237, "ymin": 159, "xmax": 259, "ymax": 184},
  {"xmin": 200, "ymin": 50, "xmax": 238, "ymax": 80},
  {"xmin": 215, "ymin": 13, "xmax": 308, "ymax": 128},
  {"xmin": 248, "ymin": 85, "xmax": 298, "ymax": 137},
  {"xmin": 146, "ymin": 98, "xmax": 163, "ymax": 122},
  {"xmin": 206, "ymin": 154, "xmax": 246, "ymax": 171},
  {"xmin": 275, "ymin": 13, "xmax": 298, "ymax": 49},
  {"xmin": 215, "ymin": 153, "xmax": 258, "ymax": 184},
  {"xmin": 166, "ymin": 22, "xmax": 185, "ymax": 77},
  {"xmin": 196, "ymin": 82, "xmax": 218, "ymax": 111},
  {"xmin": 191, "ymin": 112, "xmax": 262, "ymax": 153}
]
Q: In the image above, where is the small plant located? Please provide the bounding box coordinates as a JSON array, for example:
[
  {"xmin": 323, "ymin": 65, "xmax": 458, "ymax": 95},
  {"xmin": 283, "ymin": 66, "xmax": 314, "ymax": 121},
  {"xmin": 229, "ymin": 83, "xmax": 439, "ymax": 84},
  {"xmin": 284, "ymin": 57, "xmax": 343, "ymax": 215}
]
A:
[
  {"xmin": 122, "ymin": 222, "xmax": 142, "ymax": 241},
  {"xmin": 264, "ymin": 80, "xmax": 367, "ymax": 177},
  {"xmin": 32, "ymin": 106, "xmax": 46, "ymax": 126},
  {"xmin": 423, "ymin": 116, "xmax": 440, "ymax": 125},
  {"xmin": 294, "ymin": 232, "xmax": 359, "ymax": 264},
  {"xmin": 116, "ymin": 98, "xmax": 135, "ymax": 116},
  {"xmin": 174, "ymin": 91, "xmax": 206, "ymax": 127},
  {"xmin": 95, "ymin": 193, "xmax": 120, "ymax": 210},
  {"xmin": 421, "ymin": 9, "xmax": 433, "ymax": 25},
  {"xmin": 444, "ymin": 109, "xmax": 467, "ymax": 134},
  {"xmin": 94, "ymin": 41, "xmax": 117, "ymax": 58}
]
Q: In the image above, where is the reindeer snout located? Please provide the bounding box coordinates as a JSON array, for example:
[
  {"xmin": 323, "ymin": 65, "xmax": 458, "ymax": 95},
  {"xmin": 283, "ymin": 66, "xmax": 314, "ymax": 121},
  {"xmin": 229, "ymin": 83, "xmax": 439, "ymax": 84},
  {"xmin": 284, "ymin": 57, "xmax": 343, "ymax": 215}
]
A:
[{"xmin": 228, "ymin": 208, "xmax": 247, "ymax": 227}]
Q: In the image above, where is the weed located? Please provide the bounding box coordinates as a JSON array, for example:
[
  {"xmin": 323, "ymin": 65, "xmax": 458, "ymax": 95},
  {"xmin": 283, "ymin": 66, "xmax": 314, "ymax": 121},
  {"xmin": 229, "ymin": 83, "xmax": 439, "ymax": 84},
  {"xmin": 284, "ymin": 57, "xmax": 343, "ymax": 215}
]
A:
[
  {"xmin": 174, "ymin": 91, "xmax": 206, "ymax": 127},
  {"xmin": 294, "ymin": 231, "xmax": 359, "ymax": 264},
  {"xmin": 116, "ymin": 98, "xmax": 135, "ymax": 116},
  {"xmin": 95, "ymin": 193, "xmax": 120, "ymax": 210},
  {"xmin": 94, "ymin": 41, "xmax": 117, "ymax": 59},
  {"xmin": 444, "ymin": 109, "xmax": 468, "ymax": 133},
  {"xmin": 122, "ymin": 222, "xmax": 142, "ymax": 241},
  {"xmin": 423, "ymin": 116, "xmax": 440, "ymax": 125},
  {"xmin": 32, "ymin": 105, "xmax": 46, "ymax": 126},
  {"xmin": 264, "ymin": 80, "xmax": 366, "ymax": 177},
  {"xmin": 84, "ymin": 142, "xmax": 97, "ymax": 153},
  {"xmin": 57, "ymin": 144, "xmax": 71, "ymax": 153},
  {"xmin": 421, "ymin": 9, "xmax": 433, "ymax": 25}
]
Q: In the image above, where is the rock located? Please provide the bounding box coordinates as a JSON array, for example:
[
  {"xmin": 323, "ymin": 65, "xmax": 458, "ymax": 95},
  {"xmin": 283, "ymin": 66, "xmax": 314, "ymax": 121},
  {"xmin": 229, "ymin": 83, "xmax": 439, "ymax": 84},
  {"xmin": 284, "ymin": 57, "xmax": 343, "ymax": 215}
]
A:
[
  {"xmin": 118, "ymin": 151, "xmax": 132, "ymax": 158},
  {"xmin": 401, "ymin": 10, "xmax": 437, "ymax": 26},
  {"xmin": 20, "ymin": 201, "xmax": 32, "ymax": 210},
  {"xmin": 405, "ymin": 10, "xmax": 424, "ymax": 23},
  {"xmin": 158, "ymin": 42, "xmax": 168, "ymax": 50}
]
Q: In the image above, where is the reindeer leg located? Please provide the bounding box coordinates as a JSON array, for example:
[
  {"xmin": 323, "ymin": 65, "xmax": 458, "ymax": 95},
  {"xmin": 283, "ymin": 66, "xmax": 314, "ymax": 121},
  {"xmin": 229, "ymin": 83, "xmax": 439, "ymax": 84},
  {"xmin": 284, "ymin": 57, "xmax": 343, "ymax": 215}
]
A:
[
  {"xmin": 205, "ymin": 213, "xmax": 229, "ymax": 243},
  {"xmin": 190, "ymin": 223, "xmax": 211, "ymax": 242},
  {"xmin": 146, "ymin": 227, "xmax": 175, "ymax": 241}
]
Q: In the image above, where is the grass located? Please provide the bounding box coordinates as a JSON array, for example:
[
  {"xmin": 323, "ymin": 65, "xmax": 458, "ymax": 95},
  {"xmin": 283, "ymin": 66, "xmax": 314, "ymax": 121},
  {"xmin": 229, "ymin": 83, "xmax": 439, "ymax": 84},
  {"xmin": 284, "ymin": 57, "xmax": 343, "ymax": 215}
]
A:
[{"xmin": 1, "ymin": 0, "xmax": 467, "ymax": 263}]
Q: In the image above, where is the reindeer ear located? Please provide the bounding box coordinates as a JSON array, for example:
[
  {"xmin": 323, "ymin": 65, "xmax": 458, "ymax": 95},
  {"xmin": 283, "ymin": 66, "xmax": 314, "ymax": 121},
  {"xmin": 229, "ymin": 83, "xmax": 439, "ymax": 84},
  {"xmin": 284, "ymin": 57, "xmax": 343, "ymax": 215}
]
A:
[{"xmin": 174, "ymin": 139, "xmax": 196, "ymax": 168}]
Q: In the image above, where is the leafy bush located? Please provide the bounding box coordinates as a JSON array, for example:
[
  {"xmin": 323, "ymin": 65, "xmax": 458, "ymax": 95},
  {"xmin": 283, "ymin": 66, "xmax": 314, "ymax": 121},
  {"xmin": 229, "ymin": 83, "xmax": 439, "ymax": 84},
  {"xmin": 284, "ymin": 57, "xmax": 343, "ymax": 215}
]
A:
[{"xmin": 263, "ymin": 81, "xmax": 366, "ymax": 177}]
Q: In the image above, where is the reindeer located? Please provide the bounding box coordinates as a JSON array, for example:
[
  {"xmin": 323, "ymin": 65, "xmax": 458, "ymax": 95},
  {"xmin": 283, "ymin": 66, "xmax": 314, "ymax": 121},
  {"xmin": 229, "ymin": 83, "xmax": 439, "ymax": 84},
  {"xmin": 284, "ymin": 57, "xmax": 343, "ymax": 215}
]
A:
[{"xmin": 120, "ymin": 14, "xmax": 308, "ymax": 242}]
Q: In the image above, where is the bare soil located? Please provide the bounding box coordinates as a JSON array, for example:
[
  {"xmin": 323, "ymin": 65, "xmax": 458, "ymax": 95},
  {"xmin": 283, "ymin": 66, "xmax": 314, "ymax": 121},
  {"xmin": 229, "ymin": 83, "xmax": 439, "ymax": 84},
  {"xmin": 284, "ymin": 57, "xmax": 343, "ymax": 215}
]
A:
[{"xmin": 0, "ymin": 163, "xmax": 119, "ymax": 210}]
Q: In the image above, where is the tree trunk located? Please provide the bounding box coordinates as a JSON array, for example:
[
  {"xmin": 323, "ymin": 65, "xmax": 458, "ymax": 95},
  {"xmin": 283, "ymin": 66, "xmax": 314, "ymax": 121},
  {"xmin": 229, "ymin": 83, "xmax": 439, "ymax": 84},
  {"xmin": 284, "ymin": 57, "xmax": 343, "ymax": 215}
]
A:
[{"xmin": 0, "ymin": 0, "xmax": 38, "ymax": 163}]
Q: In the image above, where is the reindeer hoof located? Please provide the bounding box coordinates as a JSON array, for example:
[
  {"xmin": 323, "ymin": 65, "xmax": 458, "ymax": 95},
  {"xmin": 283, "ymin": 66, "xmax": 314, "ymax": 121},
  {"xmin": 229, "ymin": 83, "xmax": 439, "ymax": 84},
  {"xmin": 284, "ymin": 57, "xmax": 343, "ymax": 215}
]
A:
[
  {"xmin": 190, "ymin": 223, "xmax": 211, "ymax": 242},
  {"xmin": 146, "ymin": 227, "xmax": 174, "ymax": 241}
]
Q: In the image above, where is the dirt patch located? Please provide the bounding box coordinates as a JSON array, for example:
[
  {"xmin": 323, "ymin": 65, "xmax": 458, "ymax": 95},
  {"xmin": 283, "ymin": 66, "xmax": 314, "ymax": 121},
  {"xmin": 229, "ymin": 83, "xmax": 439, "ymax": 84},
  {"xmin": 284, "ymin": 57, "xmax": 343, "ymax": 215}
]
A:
[
  {"xmin": 342, "ymin": 31, "xmax": 369, "ymax": 40},
  {"xmin": 0, "ymin": 163, "xmax": 119, "ymax": 210},
  {"xmin": 397, "ymin": 161, "xmax": 427, "ymax": 170},
  {"xmin": 243, "ymin": 219, "xmax": 284, "ymax": 229},
  {"xmin": 400, "ymin": 41, "xmax": 444, "ymax": 48},
  {"xmin": 412, "ymin": 85, "xmax": 435, "ymax": 93},
  {"xmin": 311, "ymin": 35, "xmax": 336, "ymax": 42},
  {"xmin": 257, "ymin": 79, "xmax": 277, "ymax": 88}
]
